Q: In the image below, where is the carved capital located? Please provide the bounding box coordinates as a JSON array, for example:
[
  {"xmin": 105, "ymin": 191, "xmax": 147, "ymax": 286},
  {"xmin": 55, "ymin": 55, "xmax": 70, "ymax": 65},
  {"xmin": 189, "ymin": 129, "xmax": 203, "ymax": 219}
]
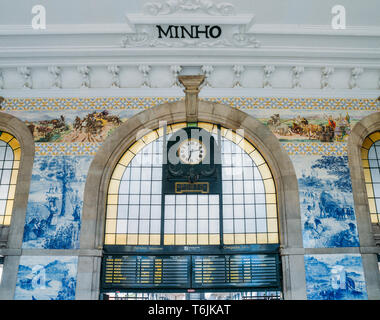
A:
[{"xmin": 178, "ymin": 75, "xmax": 205, "ymax": 123}]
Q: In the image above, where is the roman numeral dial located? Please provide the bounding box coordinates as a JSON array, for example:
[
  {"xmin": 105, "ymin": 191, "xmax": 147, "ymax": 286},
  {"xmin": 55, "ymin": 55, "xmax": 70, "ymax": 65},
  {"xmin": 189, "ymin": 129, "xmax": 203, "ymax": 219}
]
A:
[{"xmin": 178, "ymin": 139, "xmax": 207, "ymax": 165}]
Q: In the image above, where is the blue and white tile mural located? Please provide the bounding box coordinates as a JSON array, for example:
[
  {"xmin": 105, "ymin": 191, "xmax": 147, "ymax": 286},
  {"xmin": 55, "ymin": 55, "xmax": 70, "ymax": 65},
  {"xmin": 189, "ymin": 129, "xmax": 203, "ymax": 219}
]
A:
[
  {"xmin": 291, "ymin": 155, "xmax": 360, "ymax": 248},
  {"xmin": 14, "ymin": 256, "xmax": 78, "ymax": 300},
  {"xmin": 22, "ymin": 155, "xmax": 92, "ymax": 249},
  {"xmin": 304, "ymin": 254, "xmax": 367, "ymax": 300}
]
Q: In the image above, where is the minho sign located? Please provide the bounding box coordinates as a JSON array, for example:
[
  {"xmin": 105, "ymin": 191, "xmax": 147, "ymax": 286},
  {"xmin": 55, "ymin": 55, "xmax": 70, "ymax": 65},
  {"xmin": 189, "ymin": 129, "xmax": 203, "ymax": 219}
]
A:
[
  {"xmin": 156, "ymin": 25, "xmax": 222, "ymax": 39},
  {"xmin": 122, "ymin": 11, "xmax": 259, "ymax": 48}
]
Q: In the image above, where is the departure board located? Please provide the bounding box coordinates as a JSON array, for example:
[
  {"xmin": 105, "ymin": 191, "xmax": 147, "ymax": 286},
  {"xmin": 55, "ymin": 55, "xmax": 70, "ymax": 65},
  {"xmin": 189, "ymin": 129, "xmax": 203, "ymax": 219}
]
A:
[
  {"xmin": 102, "ymin": 254, "xmax": 280, "ymax": 290},
  {"xmin": 102, "ymin": 255, "xmax": 191, "ymax": 289},
  {"xmin": 192, "ymin": 254, "xmax": 280, "ymax": 288}
]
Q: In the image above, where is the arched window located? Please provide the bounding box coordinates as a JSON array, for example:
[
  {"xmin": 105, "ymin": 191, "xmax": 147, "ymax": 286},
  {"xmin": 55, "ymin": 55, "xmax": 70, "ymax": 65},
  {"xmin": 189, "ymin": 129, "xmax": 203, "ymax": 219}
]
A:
[
  {"xmin": 0, "ymin": 131, "xmax": 20, "ymax": 226},
  {"xmin": 361, "ymin": 131, "xmax": 380, "ymax": 224},
  {"xmin": 104, "ymin": 122, "xmax": 278, "ymax": 246}
]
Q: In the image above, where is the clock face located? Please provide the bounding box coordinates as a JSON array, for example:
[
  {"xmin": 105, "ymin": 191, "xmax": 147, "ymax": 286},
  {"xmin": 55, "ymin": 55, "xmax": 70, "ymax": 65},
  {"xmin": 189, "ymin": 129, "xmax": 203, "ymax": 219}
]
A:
[{"xmin": 178, "ymin": 139, "xmax": 207, "ymax": 165}]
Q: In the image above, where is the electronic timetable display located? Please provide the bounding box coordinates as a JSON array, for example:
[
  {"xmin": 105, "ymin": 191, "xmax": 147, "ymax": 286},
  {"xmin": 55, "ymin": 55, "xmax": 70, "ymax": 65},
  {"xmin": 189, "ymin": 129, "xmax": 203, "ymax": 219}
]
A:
[{"xmin": 101, "ymin": 254, "xmax": 281, "ymax": 290}]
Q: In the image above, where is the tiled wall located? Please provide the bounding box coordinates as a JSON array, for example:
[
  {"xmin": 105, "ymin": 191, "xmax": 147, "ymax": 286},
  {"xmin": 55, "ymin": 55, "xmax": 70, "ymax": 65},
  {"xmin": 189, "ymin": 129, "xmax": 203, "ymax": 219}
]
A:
[{"xmin": 3, "ymin": 96, "xmax": 378, "ymax": 300}]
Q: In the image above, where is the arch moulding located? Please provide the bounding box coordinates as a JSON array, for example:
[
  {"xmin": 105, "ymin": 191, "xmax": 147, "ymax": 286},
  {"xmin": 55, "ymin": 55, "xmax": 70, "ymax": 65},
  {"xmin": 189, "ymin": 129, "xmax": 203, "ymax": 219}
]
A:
[
  {"xmin": 0, "ymin": 111, "xmax": 35, "ymax": 300},
  {"xmin": 347, "ymin": 112, "xmax": 380, "ymax": 300},
  {"xmin": 76, "ymin": 100, "xmax": 306, "ymax": 300}
]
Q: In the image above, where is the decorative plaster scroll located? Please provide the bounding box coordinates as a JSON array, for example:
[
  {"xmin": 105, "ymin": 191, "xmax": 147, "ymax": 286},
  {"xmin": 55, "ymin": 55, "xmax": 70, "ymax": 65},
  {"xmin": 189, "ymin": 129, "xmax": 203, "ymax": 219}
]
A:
[
  {"xmin": 48, "ymin": 66, "xmax": 62, "ymax": 89},
  {"xmin": 263, "ymin": 65, "xmax": 275, "ymax": 88},
  {"xmin": 17, "ymin": 66, "xmax": 32, "ymax": 89},
  {"xmin": 107, "ymin": 65, "xmax": 120, "ymax": 88},
  {"xmin": 232, "ymin": 65, "xmax": 245, "ymax": 88},
  {"xmin": 138, "ymin": 65, "xmax": 151, "ymax": 87},
  {"xmin": 201, "ymin": 65, "xmax": 214, "ymax": 87},
  {"xmin": 170, "ymin": 65, "xmax": 182, "ymax": 87},
  {"xmin": 77, "ymin": 66, "xmax": 91, "ymax": 89},
  {"xmin": 321, "ymin": 67, "xmax": 334, "ymax": 89},
  {"xmin": 291, "ymin": 66, "xmax": 304, "ymax": 89},
  {"xmin": 349, "ymin": 67, "xmax": 363, "ymax": 90},
  {"xmin": 143, "ymin": 0, "xmax": 236, "ymax": 16}
]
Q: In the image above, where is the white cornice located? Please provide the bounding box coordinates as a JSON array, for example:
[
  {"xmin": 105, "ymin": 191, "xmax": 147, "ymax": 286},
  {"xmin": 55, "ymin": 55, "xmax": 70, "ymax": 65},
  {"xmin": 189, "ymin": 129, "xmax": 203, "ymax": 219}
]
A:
[
  {"xmin": 126, "ymin": 14, "xmax": 255, "ymax": 26},
  {"xmin": 1, "ymin": 23, "xmax": 380, "ymax": 37}
]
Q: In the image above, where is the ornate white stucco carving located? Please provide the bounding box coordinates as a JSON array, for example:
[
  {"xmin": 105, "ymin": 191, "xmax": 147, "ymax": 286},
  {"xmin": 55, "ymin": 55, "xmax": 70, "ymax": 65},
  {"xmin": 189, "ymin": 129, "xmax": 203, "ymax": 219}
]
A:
[
  {"xmin": 291, "ymin": 66, "xmax": 304, "ymax": 89},
  {"xmin": 263, "ymin": 65, "xmax": 275, "ymax": 88},
  {"xmin": 48, "ymin": 66, "xmax": 62, "ymax": 89},
  {"xmin": 17, "ymin": 66, "xmax": 32, "ymax": 89},
  {"xmin": 77, "ymin": 66, "xmax": 91, "ymax": 88},
  {"xmin": 233, "ymin": 65, "xmax": 245, "ymax": 88},
  {"xmin": 201, "ymin": 65, "xmax": 214, "ymax": 87},
  {"xmin": 321, "ymin": 67, "xmax": 334, "ymax": 89},
  {"xmin": 170, "ymin": 65, "xmax": 182, "ymax": 87},
  {"xmin": 143, "ymin": 0, "xmax": 236, "ymax": 16},
  {"xmin": 138, "ymin": 65, "xmax": 152, "ymax": 87},
  {"xmin": 349, "ymin": 67, "xmax": 363, "ymax": 89},
  {"xmin": 107, "ymin": 65, "xmax": 120, "ymax": 88},
  {"xmin": 121, "ymin": 0, "xmax": 259, "ymax": 49}
]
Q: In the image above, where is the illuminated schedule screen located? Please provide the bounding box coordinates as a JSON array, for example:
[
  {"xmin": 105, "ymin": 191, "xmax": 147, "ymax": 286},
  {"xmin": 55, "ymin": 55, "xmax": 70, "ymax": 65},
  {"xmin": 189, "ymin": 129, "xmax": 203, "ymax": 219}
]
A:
[
  {"xmin": 102, "ymin": 255, "xmax": 191, "ymax": 289},
  {"xmin": 101, "ymin": 254, "xmax": 280, "ymax": 290}
]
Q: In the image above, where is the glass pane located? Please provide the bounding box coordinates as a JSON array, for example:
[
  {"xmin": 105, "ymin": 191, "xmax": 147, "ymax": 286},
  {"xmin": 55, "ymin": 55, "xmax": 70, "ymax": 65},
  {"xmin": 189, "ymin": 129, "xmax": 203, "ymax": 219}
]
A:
[
  {"xmin": 176, "ymin": 219, "xmax": 186, "ymax": 233},
  {"xmin": 209, "ymin": 205, "xmax": 219, "ymax": 219},
  {"xmin": 176, "ymin": 205, "xmax": 186, "ymax": 219},
  {"xmin": 150, "ymin": 205, "xmax": 161, "ymax": 219},
  {"xmin": 187, "ymin": 220, "xmax": 197, "ymax": 233},
  {"xmin": 165, "ymin": 205, "xmax": 175, "ymax": 219},
  {"xmin": 198, "ymin": 220, "xmax": 208, "ymax": 233},
  {"xmin": 188, "ymin": 205, "xmax": 198, "ymax": 218},
  {"xmin": 164, "ymin": 220, "xmax": 174, "ymax": 233},
  {"xmin": 209, "ymin": 220, "xmax": 219, "ymax": 233}
]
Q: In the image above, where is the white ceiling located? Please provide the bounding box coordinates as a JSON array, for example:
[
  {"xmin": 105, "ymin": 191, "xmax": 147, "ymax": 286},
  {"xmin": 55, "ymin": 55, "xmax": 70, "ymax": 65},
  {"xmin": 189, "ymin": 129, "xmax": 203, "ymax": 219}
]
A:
[{"xmin": 0, "ymin": 0, "xmax": 379, "ymax": 26}]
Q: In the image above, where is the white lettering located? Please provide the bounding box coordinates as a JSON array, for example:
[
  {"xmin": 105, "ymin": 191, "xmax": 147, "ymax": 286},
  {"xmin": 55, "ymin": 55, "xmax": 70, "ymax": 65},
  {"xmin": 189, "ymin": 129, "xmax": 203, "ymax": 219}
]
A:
[
  {"xmin": 331, "ymin": 5, "xmax": 346, "ymax": 30},
  {"xmin": 31, "ymin": 5, "xmax": 46, "ymax": 30}
]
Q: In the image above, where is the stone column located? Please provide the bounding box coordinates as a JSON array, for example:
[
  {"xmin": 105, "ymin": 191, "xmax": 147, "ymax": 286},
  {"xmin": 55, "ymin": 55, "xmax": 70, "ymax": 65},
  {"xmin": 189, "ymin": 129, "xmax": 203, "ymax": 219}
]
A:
[{"xmin": 178, "ymin": 75, "xmax": 205, "ymax": 123}]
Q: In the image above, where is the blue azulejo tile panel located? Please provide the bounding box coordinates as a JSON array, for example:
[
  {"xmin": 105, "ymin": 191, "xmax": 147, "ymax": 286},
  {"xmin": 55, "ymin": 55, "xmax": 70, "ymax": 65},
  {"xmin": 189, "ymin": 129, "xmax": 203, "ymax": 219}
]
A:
[
  {"xmin": 291, "ymin": 155, "xmax": 360, "ymax": 248},
  {"xmin": 304, "ymin": 254, "xmax": 368, "ymax": 300},
  {"xmin": 14, "ymin": 256, "xmax": 78, "ymax": 300},
  {"xmin": 22, "ymin": 155, "xmax": 92, "ymax": 249}
]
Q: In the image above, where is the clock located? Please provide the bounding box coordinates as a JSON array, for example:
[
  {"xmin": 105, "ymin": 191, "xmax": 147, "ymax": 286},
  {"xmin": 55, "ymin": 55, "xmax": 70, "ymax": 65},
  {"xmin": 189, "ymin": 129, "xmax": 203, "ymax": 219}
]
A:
[{"xmin": 178, "ymin": 138, "xmax": 207, "ymax": 165}]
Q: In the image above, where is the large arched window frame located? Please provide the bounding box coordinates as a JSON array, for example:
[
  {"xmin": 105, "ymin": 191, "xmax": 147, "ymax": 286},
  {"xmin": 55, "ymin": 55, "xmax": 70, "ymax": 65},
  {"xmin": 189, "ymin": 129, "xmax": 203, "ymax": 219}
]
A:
[
  {"xmin": 0, "ymin": 111, "xmax": 35, "ymax": 300},
  {"xmin": 347, "ymin": 111, "xmax": 380, "ymax": 300},
  {"xmin": 0, "ymin": 131, "xmax": 21, "ymax": 226},
  {"xmin": 361, "ymin": 131, "xmax": 380, "ymax": 224},
  {"xmin": 77, "ymin": 101, "xmax": 305, "ymax": 300},
  {"xmin": 104, "ymin": 122, "xmax": 279, "ymax": 248}
]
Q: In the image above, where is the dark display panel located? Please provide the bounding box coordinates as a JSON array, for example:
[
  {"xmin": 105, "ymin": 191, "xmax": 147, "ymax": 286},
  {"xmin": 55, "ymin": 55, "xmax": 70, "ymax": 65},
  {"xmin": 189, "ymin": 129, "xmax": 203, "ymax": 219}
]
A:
[
  {"xmin": 102, "ymin": 255, "xmax": 191, "ymax": 289},
  {"xmin": 101, "ymin": 254, "xmax": 280, "ymax": 290},
  {"xmin": 192, "ymin": 254, "xmax": 280, "ymax": 288}
]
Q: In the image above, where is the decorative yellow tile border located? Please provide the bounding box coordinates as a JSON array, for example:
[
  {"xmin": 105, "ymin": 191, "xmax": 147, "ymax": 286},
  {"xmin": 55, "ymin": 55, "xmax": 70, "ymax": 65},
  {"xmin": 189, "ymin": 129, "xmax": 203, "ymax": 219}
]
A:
[
  {"xmin": 281, "ymin": 141, "xmax": 347, "ymax": 156},
  {"xmin": 35, "ymin": 143, "xmax": 101, "ymax": 156},
  {"xmin": 4, "ymin": 97, "xmax": 183, "ymax": 112},
  {"xmin": 3, "ymin": 96, "xmax": 379, "ymax": 112},
  {"xmin": 203, "ymin": 97, "xmax": 379, "ymax": 111}
]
